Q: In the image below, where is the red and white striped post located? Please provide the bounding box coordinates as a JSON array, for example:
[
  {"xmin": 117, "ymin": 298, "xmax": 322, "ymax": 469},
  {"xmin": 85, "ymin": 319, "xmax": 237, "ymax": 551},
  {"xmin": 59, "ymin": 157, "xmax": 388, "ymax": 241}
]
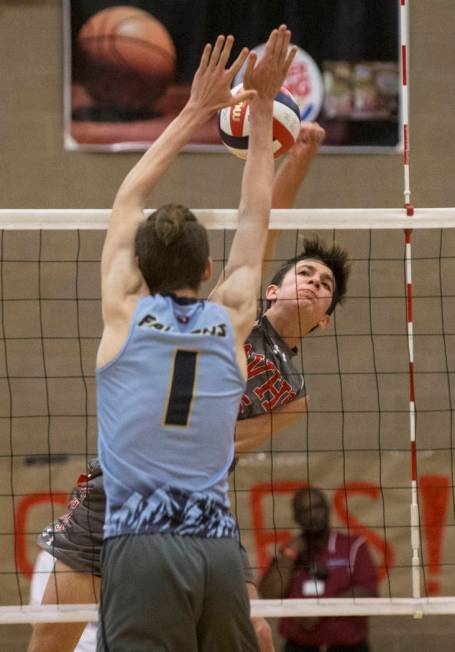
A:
[
  {"xmin": 400, "ymin": 0, "xmax": 421, "ymax": 603},
  {"xmin": 401, "ymin": 0, "xmax": 413, "ymax": 216}
]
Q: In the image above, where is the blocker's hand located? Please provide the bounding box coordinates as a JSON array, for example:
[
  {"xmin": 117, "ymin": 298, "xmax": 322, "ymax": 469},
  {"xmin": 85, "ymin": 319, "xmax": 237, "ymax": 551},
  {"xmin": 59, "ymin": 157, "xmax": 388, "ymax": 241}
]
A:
[
  {"xmin": 243, "ymin": 25, "xmax": 297, "ymax": 101},
  {"xmin": 188, "ymin": 35, "xmax": 257, "ymax": 117}
]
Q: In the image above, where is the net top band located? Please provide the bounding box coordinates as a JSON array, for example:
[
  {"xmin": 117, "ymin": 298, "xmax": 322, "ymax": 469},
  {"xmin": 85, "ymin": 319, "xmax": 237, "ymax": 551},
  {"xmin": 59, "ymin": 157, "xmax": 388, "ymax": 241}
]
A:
[{"xmin": 0, "ymin": 208, "xmax": 453, "ymax": 230}]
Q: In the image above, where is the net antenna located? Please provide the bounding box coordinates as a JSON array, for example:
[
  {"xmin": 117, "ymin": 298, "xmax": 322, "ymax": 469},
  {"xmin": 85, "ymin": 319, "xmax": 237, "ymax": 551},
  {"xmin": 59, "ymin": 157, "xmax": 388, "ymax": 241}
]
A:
[{"xmin": 400, "ymin": 0, "xmax": 422, "ymax": 610}]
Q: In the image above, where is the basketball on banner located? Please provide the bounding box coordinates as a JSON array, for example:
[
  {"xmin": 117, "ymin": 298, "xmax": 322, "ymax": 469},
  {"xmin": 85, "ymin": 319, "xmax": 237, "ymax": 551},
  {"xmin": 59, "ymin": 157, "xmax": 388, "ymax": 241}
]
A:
[
  {"xmin": 76, "ymin": 6, "xmax": 176, "ymax": 111},
  {"xmin": 235, "ymin": 43, "xmax": 323, "ymax": 122},
  {"xmin": 218, "ymin": 84, "xmax": 301, "ymax": 159}
]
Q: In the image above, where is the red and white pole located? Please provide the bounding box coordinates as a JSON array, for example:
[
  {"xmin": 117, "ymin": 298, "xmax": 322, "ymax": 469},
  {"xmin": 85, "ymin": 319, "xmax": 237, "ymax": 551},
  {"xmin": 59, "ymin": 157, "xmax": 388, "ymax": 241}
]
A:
[
  {"xmin": 400, "ymin": 0, "xmax": 421, "ymax": 604},
  {"xmin": 400, "ymin": 0, "xmax": 413, "ymax": 215}
]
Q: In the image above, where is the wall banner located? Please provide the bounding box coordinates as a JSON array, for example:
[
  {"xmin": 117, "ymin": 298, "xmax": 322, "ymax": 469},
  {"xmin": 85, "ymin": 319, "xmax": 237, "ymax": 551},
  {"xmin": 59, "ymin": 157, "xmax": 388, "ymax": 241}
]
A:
[{"xmin": 64, "ymin": 0, "xmax": 401, "ymax": 153}]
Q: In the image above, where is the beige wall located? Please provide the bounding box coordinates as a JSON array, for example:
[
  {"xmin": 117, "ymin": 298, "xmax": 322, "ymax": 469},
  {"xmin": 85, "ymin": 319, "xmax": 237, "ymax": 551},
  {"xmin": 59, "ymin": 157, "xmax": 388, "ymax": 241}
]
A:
[
  {"xmin": 0, "ymin": 1, "xmax": 454, "ymax": 209},
  {"xmin": 1, "ymin": 2, "xmax": 455, "ymax": 651}
]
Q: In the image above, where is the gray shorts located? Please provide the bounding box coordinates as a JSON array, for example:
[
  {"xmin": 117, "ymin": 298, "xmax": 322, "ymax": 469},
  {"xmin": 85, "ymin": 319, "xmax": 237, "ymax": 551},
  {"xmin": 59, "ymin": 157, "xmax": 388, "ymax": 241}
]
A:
[
  {"xmin": 98, "ymin": 533, "xmax": 259, "ymax": 652},
  {"xmin": 37, "ymin": 458, "xmax": 256, "ymax": 584},
  {"xmin": 37, "ymin": 458, "xmax": 105, "ymax": 576}
]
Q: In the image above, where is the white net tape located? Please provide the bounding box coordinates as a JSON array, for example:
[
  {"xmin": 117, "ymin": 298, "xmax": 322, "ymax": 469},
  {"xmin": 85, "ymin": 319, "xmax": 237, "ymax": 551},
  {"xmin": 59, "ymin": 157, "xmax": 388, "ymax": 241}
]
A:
[
  {"xmin": 5, "ymin": 597, "xmax": 455, "ymax": 624},
  {"xmin": 0, "ymin": 208, "xmax": 454, "ymax": 230}
]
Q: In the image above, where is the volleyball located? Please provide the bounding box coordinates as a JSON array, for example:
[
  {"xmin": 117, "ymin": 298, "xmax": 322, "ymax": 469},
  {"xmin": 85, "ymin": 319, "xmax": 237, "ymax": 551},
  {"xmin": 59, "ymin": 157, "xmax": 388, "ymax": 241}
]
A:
[
  {"xmin": 218, "ymin": 84, "xmax": 301, "ymax": 159},
  {"xmin": 77, "ymin": 7, "xmax": 176, "ymax": 111}
]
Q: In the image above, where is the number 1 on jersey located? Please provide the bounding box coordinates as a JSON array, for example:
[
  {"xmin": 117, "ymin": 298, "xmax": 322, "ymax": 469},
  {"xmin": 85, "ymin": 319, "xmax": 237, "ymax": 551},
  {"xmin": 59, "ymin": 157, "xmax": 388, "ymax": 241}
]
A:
[{"xmin": 163, "ymin": 350, "xmax": 199, "ymax": 427}]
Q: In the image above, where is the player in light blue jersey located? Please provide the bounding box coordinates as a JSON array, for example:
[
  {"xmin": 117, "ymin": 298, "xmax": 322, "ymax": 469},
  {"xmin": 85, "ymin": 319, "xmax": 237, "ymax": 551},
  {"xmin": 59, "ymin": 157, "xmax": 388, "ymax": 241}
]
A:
[
  {"xmin": 28, "ymin": 124, "xmax": 337, "ymax": 652},
  {"xmin": 96, "ymin": 27, "xmax": 296, "ymax": 652}
]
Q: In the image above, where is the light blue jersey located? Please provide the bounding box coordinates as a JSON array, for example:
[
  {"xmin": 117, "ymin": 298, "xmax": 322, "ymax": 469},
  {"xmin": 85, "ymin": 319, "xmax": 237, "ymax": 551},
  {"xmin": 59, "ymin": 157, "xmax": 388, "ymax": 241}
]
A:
[{"xmin": 97, "ymin": 294, "xmax": 245, "ymax": 539}]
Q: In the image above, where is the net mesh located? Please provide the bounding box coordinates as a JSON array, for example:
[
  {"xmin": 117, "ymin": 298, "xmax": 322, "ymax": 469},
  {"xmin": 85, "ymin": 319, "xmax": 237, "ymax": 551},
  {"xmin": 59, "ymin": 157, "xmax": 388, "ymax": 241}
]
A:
[{"xmin": 1, "ymin": 211, "xmax": 455, "ymax": 622}]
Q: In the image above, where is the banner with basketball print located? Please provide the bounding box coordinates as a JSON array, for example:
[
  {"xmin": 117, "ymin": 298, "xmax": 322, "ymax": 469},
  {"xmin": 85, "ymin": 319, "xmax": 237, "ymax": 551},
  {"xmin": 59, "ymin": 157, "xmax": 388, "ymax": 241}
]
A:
[{"xmin": 64, "ymin": 0, "xmax": 400, "ymax": 152}]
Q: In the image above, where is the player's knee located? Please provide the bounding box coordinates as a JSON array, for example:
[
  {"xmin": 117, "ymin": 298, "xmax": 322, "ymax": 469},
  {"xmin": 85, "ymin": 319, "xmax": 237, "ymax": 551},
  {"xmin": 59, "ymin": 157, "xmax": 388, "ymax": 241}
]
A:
[{"xmin": 251, "ymin": 616, "xmax": 274, "ymax": 651}]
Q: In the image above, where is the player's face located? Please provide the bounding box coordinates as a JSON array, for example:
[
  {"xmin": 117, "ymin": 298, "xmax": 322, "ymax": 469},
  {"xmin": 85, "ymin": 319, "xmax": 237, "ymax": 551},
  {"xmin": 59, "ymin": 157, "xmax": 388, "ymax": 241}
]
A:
[{"xmin": 267, "ymin": 259, "xmax": 335, "ymax": 328}]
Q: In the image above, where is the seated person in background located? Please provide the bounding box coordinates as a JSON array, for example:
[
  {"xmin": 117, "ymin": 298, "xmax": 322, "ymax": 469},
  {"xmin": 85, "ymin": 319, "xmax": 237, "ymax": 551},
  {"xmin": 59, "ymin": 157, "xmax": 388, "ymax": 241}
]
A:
[{"xmin": 259, "ymin": 487, "xmax": 378, "ymax": 652}]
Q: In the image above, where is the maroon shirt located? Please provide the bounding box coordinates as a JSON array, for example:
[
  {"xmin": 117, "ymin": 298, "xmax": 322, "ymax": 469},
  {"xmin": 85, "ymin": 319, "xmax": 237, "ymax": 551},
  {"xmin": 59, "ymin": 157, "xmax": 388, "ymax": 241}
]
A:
[
  {"xmin": 277, "ymin": 531, "xmax": 377, "ymax": 647},
  {"xmin": 238, "ymin": 316, "xmax": 305, "ymax": 419}
]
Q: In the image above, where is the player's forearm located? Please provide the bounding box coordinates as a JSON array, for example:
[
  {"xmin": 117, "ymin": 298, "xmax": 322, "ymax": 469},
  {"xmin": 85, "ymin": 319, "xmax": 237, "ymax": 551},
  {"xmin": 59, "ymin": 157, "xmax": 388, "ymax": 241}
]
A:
[
  {"xmin": 262, "ymin": 163, "xmax": 304, "ymax": 271},
  {"xmin": 220, "ymin": 100, "xmax": 274, "ymax": 283},
  {"xmin": 114, "ymin": 103, "xmax": 209, "ymax": 211},
  {"xmin": 263, "ymin": 157, "xmax": 305, "ymax": 268},
  {"xmin": 234, "ymin": 397, "xmax": 307, "ymax": 454},
  {"xmin": 237, "ymin": 99, "xmax": 274, "ymax": 228},
  {"xmin": 234, "ymin": 415, "xmax": 272, "ymax": 453},
  {"xmin": 235, "ymin": 412, "xmax": 297, "ymax": 454},
  {"xmin": 258, "ymin": 557, "xmax": 295, "ymax": 599},
  {"xmin": 272, "ymin": 149, "xmax": 317, "ymax": 208},
  {"xmin": 272, "ymin": 123, "xmax": 325, "ymax": 209}
]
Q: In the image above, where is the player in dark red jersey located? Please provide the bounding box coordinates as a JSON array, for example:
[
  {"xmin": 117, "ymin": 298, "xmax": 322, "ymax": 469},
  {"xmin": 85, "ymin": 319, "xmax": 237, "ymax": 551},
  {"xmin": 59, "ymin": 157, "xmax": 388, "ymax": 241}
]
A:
[
  {"xmin": 235, "ymin": 233, "xmax": 349, "ymax": 455},
  {"xmin": 28, "ymin": 124, "xmax": 349, "ymax": 652}
]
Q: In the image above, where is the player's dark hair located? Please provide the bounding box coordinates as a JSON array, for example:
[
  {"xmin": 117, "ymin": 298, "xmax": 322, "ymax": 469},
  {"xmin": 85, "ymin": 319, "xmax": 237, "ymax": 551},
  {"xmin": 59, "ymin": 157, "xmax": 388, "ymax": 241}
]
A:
[
  {"xmin": 135, "ymin": 204, "xmax": 209, "ymax": 294},
  {"xmin": 266, "ymin": 237, "xmax": 350, "ymax": 314},
  {"xmin": 292, "ymin": 487, "xmax": 329, "ymax": 514}
]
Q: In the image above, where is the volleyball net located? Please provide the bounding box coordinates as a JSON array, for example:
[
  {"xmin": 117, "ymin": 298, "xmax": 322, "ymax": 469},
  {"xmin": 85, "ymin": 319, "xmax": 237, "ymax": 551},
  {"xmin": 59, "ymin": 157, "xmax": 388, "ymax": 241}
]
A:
[{"xmin": 0, "ymin": 208, "xmax": 455, "ymax": 624}]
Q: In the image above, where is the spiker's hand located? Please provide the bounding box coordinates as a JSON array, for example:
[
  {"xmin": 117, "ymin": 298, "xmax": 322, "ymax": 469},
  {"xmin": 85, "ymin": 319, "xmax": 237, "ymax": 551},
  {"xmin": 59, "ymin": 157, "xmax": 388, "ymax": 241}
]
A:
[{"xmin": 288, "ymin": 122, "xmax": 326, "ymax": 160}]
